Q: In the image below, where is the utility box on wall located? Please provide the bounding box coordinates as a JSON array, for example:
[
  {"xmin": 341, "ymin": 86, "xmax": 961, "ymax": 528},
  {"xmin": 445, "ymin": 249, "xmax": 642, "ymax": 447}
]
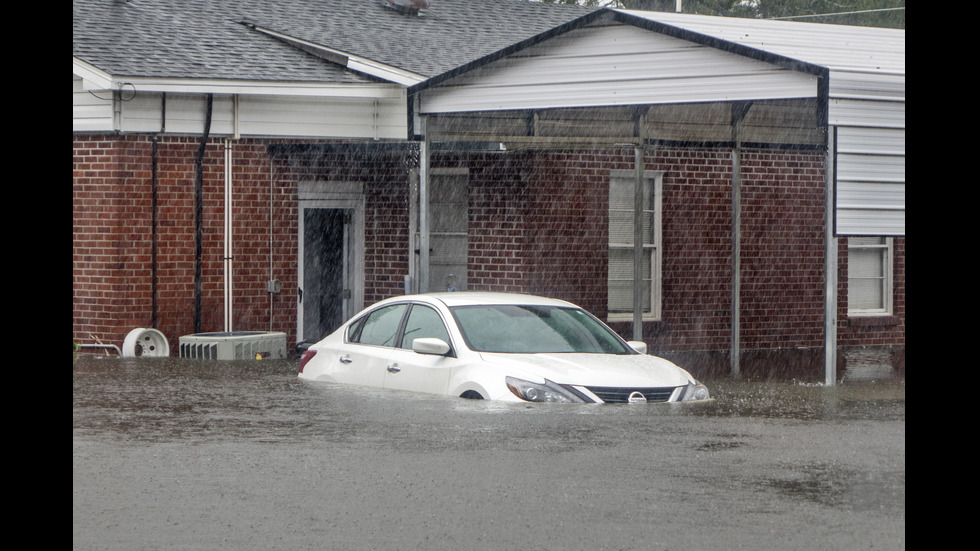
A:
[{"xmin": 178, "ymin": 331, "xmax": 288, "ymax": 360}]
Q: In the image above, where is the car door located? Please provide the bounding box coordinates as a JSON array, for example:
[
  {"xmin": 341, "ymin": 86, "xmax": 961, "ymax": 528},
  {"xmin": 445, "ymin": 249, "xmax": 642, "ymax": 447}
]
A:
[
  {"xmin": 382, "ymin": 303, "xmax": 456, "ymax": 395},
  {"xmin": 336, "ymin": 302, "xmax": 408, "ymax": 389}
]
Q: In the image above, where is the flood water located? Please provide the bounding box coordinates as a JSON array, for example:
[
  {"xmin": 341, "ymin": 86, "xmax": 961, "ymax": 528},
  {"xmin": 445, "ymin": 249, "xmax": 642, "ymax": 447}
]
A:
[{"xmin": 73, "ymin": 355, "xmax": 904, "ymax": 550}]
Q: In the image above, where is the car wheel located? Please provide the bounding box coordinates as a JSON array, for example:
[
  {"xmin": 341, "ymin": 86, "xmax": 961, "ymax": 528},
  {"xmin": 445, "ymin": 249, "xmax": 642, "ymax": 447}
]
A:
[{"xmin": 459, "ymin": 390, "xmax": 484, "ymax": 400}]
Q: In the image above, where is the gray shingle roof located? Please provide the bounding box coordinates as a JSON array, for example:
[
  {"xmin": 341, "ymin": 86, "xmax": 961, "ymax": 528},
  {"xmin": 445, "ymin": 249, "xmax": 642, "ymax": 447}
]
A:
[{"xmin": 73, "ymin": 0, "xmax": 597, "ymax": 83}]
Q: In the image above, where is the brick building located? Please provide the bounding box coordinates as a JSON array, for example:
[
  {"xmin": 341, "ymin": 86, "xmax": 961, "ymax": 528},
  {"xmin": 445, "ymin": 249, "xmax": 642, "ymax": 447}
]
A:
[{"xmin": 73, "ymin": 1, "xmax": 905, "ymax": 380}]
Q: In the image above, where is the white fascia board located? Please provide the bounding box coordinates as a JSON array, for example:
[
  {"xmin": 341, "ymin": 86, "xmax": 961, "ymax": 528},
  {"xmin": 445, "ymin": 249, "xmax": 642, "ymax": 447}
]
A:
[
  {"xmin": 245, "ymin": 24, "xmax": 428, "ymax": 87},
  {"xmin": 73, "ymin": 57, "xmax": 407, "ymax": 99},
  {"xmin": 73, "ymin": 58, "xmax": 114, "ymax": 90},
  {"xmin": 106, "ymin": 77, "xmax": 406, "ymax": 99},
  {"xmin": 344, "ymin": 58, "xmax": 425, "ymax": 87}
]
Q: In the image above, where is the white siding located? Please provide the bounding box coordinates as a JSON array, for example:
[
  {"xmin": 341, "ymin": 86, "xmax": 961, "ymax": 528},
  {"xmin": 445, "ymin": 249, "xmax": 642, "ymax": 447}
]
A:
[
  {"xmin": 117, "ymin": 93, "xmax": 232, "ymax": 134},
  {"xmin": 624, "ymin": 11, "xmax": 904, "ymax": 74},
  {"xmin": 621, "ymin": 10, "xmax": 905, "ymax": 236},
  {"xmin": 237, "ymin": 95, "xmax": 407, "ymax": 140},
  {"xmin": 837, "ymin": 209, "xmax": 905, "ymax": 236},
  {"xmin": 830, "ymin": 96, "xmax": 904, "ymax": 235},
  {"xmin": 836, "ymin": 126, "xmax": 904, "ymax": 156},
  {"xmin": 73, "ymin": 76, "xmax": 114, "ymax": 132},
  {"xmin": 829, "ymin": 70, "xmax": 904, "ymax": 101},
  {"xmin": 835, "ymin": 124, "xmax": 905, "ymax": 236},
  {"xmin": 73, "ymin": 84, "xmax": 409, "ymax": 140},
  {"xmin": 829, "ymin": 98, "xmax": 904, "ymax": 129},
  {"xmin": 420, "ymin": 24, "xmax": 817, "ymax": 114}
]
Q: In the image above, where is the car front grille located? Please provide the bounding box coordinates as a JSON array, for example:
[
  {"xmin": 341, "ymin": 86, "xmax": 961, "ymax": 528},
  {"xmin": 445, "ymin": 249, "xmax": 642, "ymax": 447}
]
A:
[{"xmin": 583, "ymin": 386, "xmax": 677, "ymax": 403}]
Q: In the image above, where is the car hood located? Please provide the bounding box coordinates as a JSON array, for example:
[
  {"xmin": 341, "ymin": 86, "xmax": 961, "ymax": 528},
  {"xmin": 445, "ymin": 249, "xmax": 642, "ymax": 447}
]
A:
[{"xmin": 477, "ymin": 351, "xmax": 692, "ymax": 388}]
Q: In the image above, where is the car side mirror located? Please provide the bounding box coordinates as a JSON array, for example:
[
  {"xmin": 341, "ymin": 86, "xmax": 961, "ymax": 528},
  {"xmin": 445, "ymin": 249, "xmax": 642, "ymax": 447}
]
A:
[
  {"xmin": 627, "ymin": 341, "xmax": 648, "ymax": 354},
  {"xmin": 412, "ymin": 337, "xmax": 452, "ymax": 356}
]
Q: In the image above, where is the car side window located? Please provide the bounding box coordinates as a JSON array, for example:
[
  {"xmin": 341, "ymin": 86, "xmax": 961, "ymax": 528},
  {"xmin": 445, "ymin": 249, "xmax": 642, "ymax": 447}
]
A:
[
  {"xmin": 399, "ymin": 305, "xmax": 451, "ymax": 350},
  {"xmin": 351, "ymin": 304, "xmax": 407, "ymax": 347}
]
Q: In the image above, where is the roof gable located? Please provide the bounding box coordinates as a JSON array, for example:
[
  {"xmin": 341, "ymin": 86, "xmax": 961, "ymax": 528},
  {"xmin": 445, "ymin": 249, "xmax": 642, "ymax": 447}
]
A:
[{"xmin": 417, "ymin": 20, "xmax": 822, "ymax": 114}]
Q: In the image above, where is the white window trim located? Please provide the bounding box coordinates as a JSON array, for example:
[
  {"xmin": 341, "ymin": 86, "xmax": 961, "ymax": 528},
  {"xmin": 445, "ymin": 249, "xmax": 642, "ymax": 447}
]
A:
[
  {"xmin": 409, "ymin": 167, "xmax": 470, "ymax": 294},
  {"xmin": 847, "ymin": 236, "xmax": 894, "ymax": 317},
  {"xmin": 608, "ymin": 170, "xmax": 663, "ymax": 322}
]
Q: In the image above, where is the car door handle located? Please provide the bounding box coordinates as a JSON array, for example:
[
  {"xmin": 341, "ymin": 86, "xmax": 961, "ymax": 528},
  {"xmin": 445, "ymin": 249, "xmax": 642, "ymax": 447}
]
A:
[
  {"xmin": 386, "ymin": 363, "xmax": 401, "ymax": 373},
  {"xmin": 339, "ymin": 355, "xmax": 353, "ymax": 364}
]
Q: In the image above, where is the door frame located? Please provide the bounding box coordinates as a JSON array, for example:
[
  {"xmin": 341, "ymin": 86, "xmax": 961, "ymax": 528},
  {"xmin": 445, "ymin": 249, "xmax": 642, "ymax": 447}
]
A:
[{"xmin": 297, "ymin": 181, "xmax": 365, "ymax": 343}]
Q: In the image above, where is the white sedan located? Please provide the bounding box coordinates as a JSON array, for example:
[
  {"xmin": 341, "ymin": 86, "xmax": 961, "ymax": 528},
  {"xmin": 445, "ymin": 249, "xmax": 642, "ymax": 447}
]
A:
[{"xmin": 298, "ymin": 292, "xmax": 710, "ymax": 403}]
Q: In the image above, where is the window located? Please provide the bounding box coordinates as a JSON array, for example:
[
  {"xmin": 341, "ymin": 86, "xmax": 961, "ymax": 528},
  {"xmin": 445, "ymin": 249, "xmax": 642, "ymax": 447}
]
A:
[
  {"xmin": 349, "ymin": 304, "xmax": 407, "ymax": 347},
  {"xmin": 399, "ymin": 305, "xmax": 452, "ymax": 350},
  {"xmin": 608, "ymin": 170, "xmax": 662, "ymax": 321},
  {"xmin": 847, "ymin": 237, "xmax": 893, "ymax": 316}
]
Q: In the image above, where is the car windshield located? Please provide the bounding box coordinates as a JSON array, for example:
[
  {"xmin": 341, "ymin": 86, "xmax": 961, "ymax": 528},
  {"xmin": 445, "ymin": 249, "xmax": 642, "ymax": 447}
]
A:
[{"xmin": 450, "ymin": 305, "xmax": 631, "ymax": 354}]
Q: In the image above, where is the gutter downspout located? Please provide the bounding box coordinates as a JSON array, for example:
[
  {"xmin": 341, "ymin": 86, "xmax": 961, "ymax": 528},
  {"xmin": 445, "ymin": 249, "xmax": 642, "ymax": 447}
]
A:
[
  {"xmin": 224, "ymin": 95, "xmax": 240, "ymax": 333},
  {"xmin": 224, "ymin": 138, "xmax": 234, "ymax": 332},
  {"xmin": 269, "ymin": 145, "xmax": 277, "ymax": 332},
  {"xmin": 151, "ymin": 93, "xmax": 167, "ymax": 328},
  {"xmin": 194, "ymin": 94, "xmax": 213, "ymax": 334},
  {"xmin": 151, "ymin": 135, "xmax": 158, "ymax": 327}
]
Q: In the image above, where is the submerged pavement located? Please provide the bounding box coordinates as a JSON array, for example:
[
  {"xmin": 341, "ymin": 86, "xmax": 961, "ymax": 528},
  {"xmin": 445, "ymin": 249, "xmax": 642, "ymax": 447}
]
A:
[{"xmin": 74, "ymin": 356, "xmax": 905, "ymax": 550}]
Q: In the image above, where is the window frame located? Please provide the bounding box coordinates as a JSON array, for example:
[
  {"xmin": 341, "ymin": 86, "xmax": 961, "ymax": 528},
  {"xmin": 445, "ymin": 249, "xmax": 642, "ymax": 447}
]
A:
[
  {"xmin": 398, "ymin": 303, "xmax": 455, "ymax": 354},
  {"xmin": 847, "ymin": 236, "xmax": 894, "ymax": 317},
  {"xmin": 607, "ymin": 170, "xmax": 663, "ymax": 322},
  {"xmin": 346, "ymin": 301, "xmax": 457, "ymax": 356},
  {"xmin": 410, "ymin": 167, "xmax": 470, "ymax": 293},
  {"xmin": 346, "ymin": 303, "xmax": 408, "ymax": 347}
]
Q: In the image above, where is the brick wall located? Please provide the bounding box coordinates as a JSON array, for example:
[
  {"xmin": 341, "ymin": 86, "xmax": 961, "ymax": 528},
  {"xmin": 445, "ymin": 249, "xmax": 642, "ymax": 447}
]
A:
[
  {"xmin": 524, "ymin": 150, "xmax": 611, "ymax": 313},
  {"xmin": 73, "ymin": 134, "xmax": 298, "ymax": 349},
  {"xmin": 74, "ymin": 136, "xmax": 156, "ymax": 344},
  {"xmin": 454, "ymin": 153, "xmax": 532, "ymax": 293},
  {"xmin": 441, "ymin": 147, "xmax": 830, "ymax": 354},
  {"xmin": 656, "ymin": 148, "xmax": 734, "ymax": 352},
  {"xmin": 355, "ymin": 145, "xmax": 903, "ymax": 362},
  {"xmin": 74, "ymin": 137, "xmax": 904, "ymax": 370}
]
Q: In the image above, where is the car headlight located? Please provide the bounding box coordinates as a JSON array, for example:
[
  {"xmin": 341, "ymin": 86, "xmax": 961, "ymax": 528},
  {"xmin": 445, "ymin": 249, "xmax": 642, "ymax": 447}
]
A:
[
  {"xmin": 505, "ymin": 376, "xmax": 585, "ymax": 403},
  {"xmin": 679, "ymin": 380, "xmax": 710, "ymax": 402}
]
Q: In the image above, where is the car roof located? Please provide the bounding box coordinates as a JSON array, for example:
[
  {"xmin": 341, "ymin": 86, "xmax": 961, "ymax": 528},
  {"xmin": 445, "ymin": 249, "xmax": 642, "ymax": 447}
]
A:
[{"xmin": 409, "ymin": 292, "xmax": 576, "ymax": 308}]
